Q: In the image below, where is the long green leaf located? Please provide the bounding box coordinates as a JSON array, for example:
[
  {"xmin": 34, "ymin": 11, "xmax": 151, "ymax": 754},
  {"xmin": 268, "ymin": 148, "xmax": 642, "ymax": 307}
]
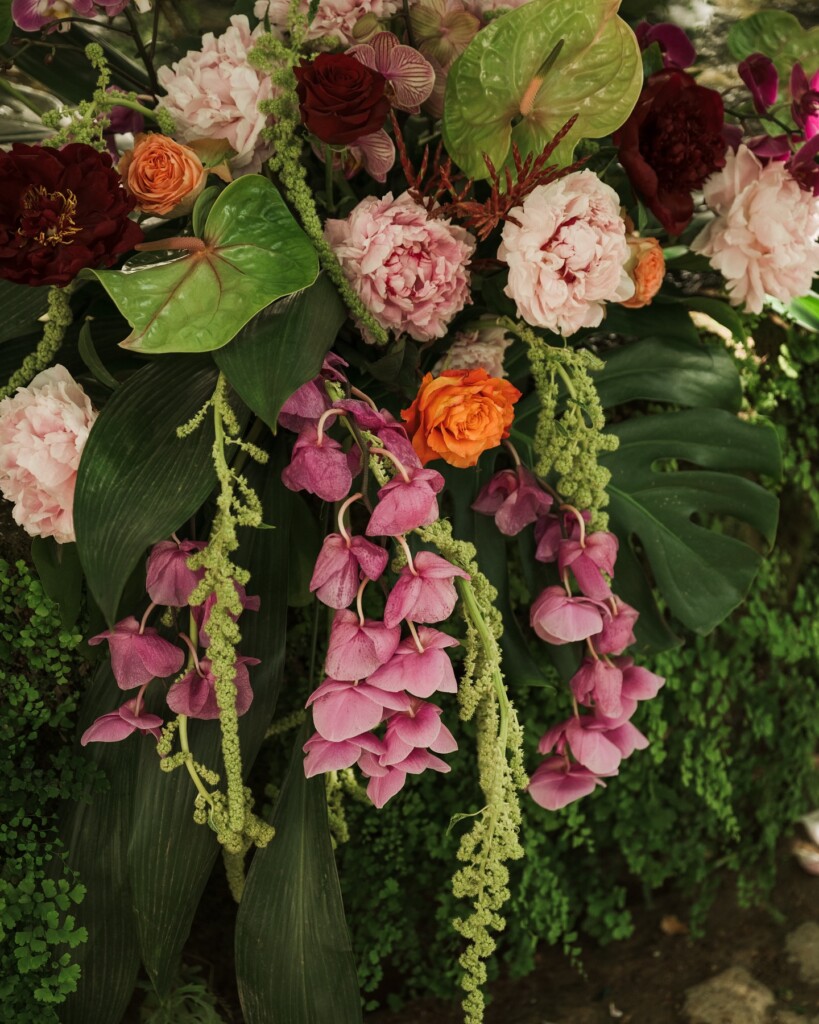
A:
[
  {"xmin": 0, "ymin": 279, "xmax": 49, "ymax": 345},
  {"xmin": 215, "ymin": 274, "xmax": 345, "ymax": 430},
  {"xmin": 74, "ymin": 356, "xmax": 218, "ymax": 625},
  {"xmin": 59, "ymin": 664, "xmax": 141, "ymax": 1024},
  {"xmin": 127, "ymin": 449, "xmax": 292, "ymax": 995},
  {"xmin": 235, "ymin": 725, "xmax": 363, "ymax": 1024}
]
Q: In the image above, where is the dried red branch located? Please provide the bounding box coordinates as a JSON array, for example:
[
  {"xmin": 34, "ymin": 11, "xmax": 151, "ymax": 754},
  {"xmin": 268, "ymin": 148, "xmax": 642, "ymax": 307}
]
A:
[{"xmin": 390, "ymin": 112, "xmax": 585, "ymax": 241}]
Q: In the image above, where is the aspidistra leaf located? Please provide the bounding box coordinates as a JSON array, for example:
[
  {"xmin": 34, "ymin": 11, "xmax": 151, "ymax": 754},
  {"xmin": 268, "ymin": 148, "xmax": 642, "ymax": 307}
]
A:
[
  {"xmin": 442, "ymin": 0, "xmax": 642, "ymax": 179},
  {"xmin": 82, "ymin": 176, "xmax": 319, "ymax": 354}
]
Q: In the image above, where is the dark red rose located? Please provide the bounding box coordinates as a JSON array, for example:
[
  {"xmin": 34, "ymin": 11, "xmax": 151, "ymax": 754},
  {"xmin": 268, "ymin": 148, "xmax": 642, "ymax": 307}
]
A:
[
  {"xmin": 294, "ymin": 53, "xmax": 389, "ymax": 146},
  {"xmin": 613, "ymin": 69, "xmax": 727, "ymax": 235},
  {"xmin": 0, "ymin": 142, "xmax": 143, "ymax": 287}
]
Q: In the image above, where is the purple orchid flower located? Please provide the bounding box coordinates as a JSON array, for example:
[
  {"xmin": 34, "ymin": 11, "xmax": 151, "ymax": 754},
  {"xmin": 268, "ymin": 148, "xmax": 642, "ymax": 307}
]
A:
[
  {"xmin": 617, "ymin": 657, "xmax": 665, "ymax": 701},
  {"xmin": 366, "ymin": 466, "xmax": 444, "ymax": 536},
  {"xmin": 557, "ymin": 531, "xmax": 619, "ymax": 601},
  {"xmin": 383, "ymin": 551, "xmax": 470, "ymax": 629},
  {"xmin": 310, "ymin": 532, "xmax": 389, "ymax": 610},
  {"xmin": 88, "ymin": 616, "xmax": 184, "ymax": 689},
  {"xmin": 529, "ymin": 586, "xmax": 605, "ymax": 645},
  {"xmin": 635, "ymin": 21, "xmax": 696, "ymax": 69},
  {"xmin": 80, "ymin": 697, "xmax": 163, "ymax": 746},
  {"xmin": 303, "ymin": 729, "xmax": 385, "ymax": 777},
  {"xmin": 348, "ymin": 31, "xmax": 436, "ymax": 114},
  {"xmin": 738, "ymin": 53, "xmax": 779, "ymax": 114},
  {"xmin": 324, "ymin": 609, "xmax": 401, "ymax": 681},
  {"xmin": 528, "ymin": 757, "xmax": 607, "ymax": 811},
  {"xmin": 592, "ymin": 597, "xmax": 639, "ymax": 655},
  {"xmin": 472, "ymin": 466, "xmax": 553, "ymax": 536},
  {"xmin": 569, "ymin": 657, "xmax": 625, "ymax": 719},
  {"xmin": 165, "ymin": 655, "xmax": 258, "ymax": 720},
  {"xmin": 281, "ymin": 424, "xmax": 357, "ymax": 503},
  {"xmin": 791, "ymin": 62, "xmax": 819, "ymax": 140},
  {"xmin": 145, "ymin": 538, "xmax": 206, "ymax": 607},
  {"xmin": 367, "ymin": 626, "xmax": 459, "ymax": 698}
]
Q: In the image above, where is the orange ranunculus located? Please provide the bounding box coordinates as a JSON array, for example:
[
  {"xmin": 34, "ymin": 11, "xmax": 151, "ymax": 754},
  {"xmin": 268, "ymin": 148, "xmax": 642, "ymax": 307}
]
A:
[
  {"xmin": 401, "ymin": 368, "xmax": 522, "ymax": 469},
  {"xmin": 118, "ymin": 133, "xmax": 207, "ymax": 217},
  {"xmin": 620, "ymin": 235, "xmax": 665, "ymax": 309}
]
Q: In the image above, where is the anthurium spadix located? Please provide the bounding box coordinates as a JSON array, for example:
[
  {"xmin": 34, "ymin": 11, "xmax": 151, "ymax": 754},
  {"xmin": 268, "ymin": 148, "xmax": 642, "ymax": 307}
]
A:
[
  {"xmin": 442, "ymin": 0, "xmax": 642, "ymax": 180},
  {"xmin": 81, "ymin": 175, "xmax": 319, "ymax": 354}
]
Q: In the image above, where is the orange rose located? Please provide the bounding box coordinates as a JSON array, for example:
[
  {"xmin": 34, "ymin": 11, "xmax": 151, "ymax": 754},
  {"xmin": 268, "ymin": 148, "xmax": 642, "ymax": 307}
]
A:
[
  {"xmin": 119, "ymin": 133, "xmax": 207, "ymax": 217},
  {"xmin": 620, "ymin": 235, "xmax": 665, "ymax": 309},
  {"xmin": 401, "ymin": 368, "xmax": 522, "ymax": 469}
]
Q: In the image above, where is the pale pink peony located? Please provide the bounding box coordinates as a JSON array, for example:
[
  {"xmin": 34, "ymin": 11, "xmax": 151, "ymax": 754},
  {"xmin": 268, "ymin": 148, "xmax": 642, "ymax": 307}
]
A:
[
  {"xmin": 691, "ymin": 144, "xmax": 819, "ymax": 314},
  {"xmin": 498, "ymin": 170, "xmax": 634, "ymax": 336},
  {"xmin": 433, "ymin": 317, "xmax": 513, "ymax": 378},
  {"xmin": 0, "ymin": 365, "xmax": 96, "ymax": 543},
  {"xmin": 157, "ymin": 16, "xmax": 274, "ymax": 171},
  {"xmin": 325, "ymin": 191, "xmax": 475, "ymax": 342},
  {"xmin": 254, "ymin": 0, "xmax": 400, "ymax": 46}
]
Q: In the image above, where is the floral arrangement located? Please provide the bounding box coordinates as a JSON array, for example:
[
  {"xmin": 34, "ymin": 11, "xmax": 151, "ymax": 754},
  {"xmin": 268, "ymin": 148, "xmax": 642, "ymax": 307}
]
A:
[{"xmin": 0, "ymin": 1, "xmax": 814, "ymax": 1021}]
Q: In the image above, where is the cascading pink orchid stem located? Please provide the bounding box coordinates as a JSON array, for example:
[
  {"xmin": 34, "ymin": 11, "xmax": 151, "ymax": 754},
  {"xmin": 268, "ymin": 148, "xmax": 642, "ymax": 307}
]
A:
[
  {"xmin": 503, "ymin": 439, "xmax": 522, "ymax": 467},
  {"xmin": 406, "ymin": 619, "xmax": 425, "ymax": 654},
  {"xmin": 395, "ymin": 533, "xmax": 417, "ymax": 576},
  {"xmin": 178, "ymin": 630, "xmax": 203, "ymax": 675},
  {"xmin": 315, "ymin": 407, "xmax": 343, "ymax": 446},
  {"xmin": 138, "ymin": 601, "xmax": 157, "ymax": 634},
  {"xmin": 337, "ymin": 491, "xmax": 363, "ymax": 545},
  {"xmin": 586, "ymin": 637, "xmax": 600, "ymax": 661},
  {"xmin": 349, "ymin": 386, "xmax": 379, "ymax": 412},
  {"xmin": 355, "ymin": 578, "xmax": 369, "ymax": 627},
  {"xmin": 370, "ymin": 446, "xmax": 411, "ymax": 484},
  {"xmin": 561, "ymin": 503, "xmax": 587, "ymax": 547}
]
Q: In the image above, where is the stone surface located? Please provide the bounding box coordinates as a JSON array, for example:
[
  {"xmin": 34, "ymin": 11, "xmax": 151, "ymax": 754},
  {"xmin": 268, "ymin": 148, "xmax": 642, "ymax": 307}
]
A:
[
  {"xmin": 771, "ymin": 1012, "xmax": 819, "ymax": 1024},
  {"xmin": 786, "ymin": 922, "xmax": 819, "ymax": 985},
  {"xmin": 683, "ymin": 967, "xmax": 775, "ymax": 1024}
]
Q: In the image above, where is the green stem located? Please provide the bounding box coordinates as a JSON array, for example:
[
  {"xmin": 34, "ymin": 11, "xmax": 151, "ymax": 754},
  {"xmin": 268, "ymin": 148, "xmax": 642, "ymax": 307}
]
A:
[
  {"xmin": 179, "ymin": 715, "xmax": 214, "ymax": 805},
  {"xmin": 324, "ymin": 144, "xmax": 336, "ymax": 215},
  {"xmin": 124, "ymin": 4, "xmax": 158, "ymax": 95}
]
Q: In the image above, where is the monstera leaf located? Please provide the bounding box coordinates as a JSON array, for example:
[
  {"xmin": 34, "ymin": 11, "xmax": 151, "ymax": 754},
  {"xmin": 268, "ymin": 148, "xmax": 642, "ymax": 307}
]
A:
[
  {"xmin": 442, "ymin": 0, "xmax": 642, "ymax": 179},
  {"xmin": 595, "ymin": 337, "xmax": 781, "ymax": 649},
  {"xmin": 727, "ymin": 10, "xmax": 819, "ymax": 77},
  {"xmin": 82, "ymin": 176, "xmax": 318, "ymax": 354}
]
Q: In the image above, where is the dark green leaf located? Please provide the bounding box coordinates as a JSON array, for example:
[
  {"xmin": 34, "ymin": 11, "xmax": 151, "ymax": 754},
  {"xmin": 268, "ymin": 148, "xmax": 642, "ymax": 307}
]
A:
[
  {"xmin": 0, "ymin": 278, "xmax": 49, "ymax": 345},
  {"xmin": 284, "ymin": 492, "xmax": 322, "ymax": 607},
  {"xmin": 83, "ymin": 177, "xmax": 319, "ymax": 354},
  {"xmin": 0, "ymin": 1, "xmax": 12, "ymax": 46},
  {"xmin": 215, "ymin": 274, "xmax": 345, "ymax": 430},
  {"xmin": 30, "ymin": 536, "xmax": 83, "ymax": 629},
  {"xmin": 603, "ymin": 300, "xmax": 700, "ymax": 343},
  {"xmin": 128, "ymin": 448, "xmax": 292, "ymax": 995},
  {"xmin": 602, "ymin": 409, "xmax": 781, "ymax": 638},
  {"xmin": 727, "ymin": 10, "xmax": 819, "ymax": 76},
  {"xmin": 684, "ymin": 296, "xmax": 747, "ymax": 342},
  {"xmin": 235, "ymin": 724, "xmax": 362, "ymax": 1024},
  {"xmin": 78, "ymin": 320, "xmax": 120, "ymax": 390},
  {"xmin": 594, "ymin": 337, "xmax": 742, "ymax": 412},
  {"xmin": 782, "ymin": 293, "xmax": 819, "ymax": 332},
  {"xmin": 59, "ymin": 664, "xmax": 141, "ymax": 1024},
  {"xmin": 74, "ymin": 356, "xmax": 218, "ymax": 624}
]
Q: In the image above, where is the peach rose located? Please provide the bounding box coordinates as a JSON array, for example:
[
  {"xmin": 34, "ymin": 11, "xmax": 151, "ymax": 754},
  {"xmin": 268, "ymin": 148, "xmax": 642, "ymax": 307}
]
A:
[
  {"xmin": 620, "ymin": 236, "xmax": 665, "ymax": 309},
  {"xmin": 119, "ymin": 133, "xmax": 207, "ymax": 217},
  {"xmin": 401, "ymin": 368, "xmax": 521, "ymax": 469}
]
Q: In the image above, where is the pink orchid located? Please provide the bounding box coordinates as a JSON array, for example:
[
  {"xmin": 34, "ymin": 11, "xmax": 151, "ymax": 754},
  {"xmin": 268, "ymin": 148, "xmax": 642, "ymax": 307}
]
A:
[
  {"xmin": 367, "ymin": 626, "xmax": 458, "ymax": 697},
  {"xmin": 383, "ymin": 551, "xmax": 470, "ymax": 628},
  {"xmin": 278, "ymin": 354, "xmax": 348, "ymax": 433},
  {"xmin": 303, "ymin": 729, "xmax": 385, "ymax": 778},
  {"xmin": 80, "ymin": 698, "xmax": 163, "ymax": 746},
  {"xmin": 358, "ymin": 745, "xmax": 451, "ymax": 807},
  {"xmin": 592, "ymin": 597, "xmax": 639, "ymax": 655},
  {"xmin": 472, "ymin": 467, "xmax": 552, "ymax": 536},
  {"xmin": 534, "ymin": 509, "xmax": 589, "ymax": 564},
  {"xmin": 558, "ymin": 531, "xmax": 618, "ymax": 601},
  {"xmin": 739, "ymin": 53, "xmax": 779, "ymax": 115},
  {"xmin": 281, "ymin": 424, "xmax": 356, "ymax": 502},
  {"xmin": 193, "ymin": 581, "xmax": 260, "ymax": 647},
  {"xmin": 334, "ymin": 400, "xmax": 421, "ymax": 470},
  {"xmin": 310, "ymin": 532, "xmax": 389, "ymax": 610},
  {"xmin": 165, "ymin": 655, "xmax": 258, "ymax": 720},
  {"xmin": 145, "ymin": 538, "xmax": 206, "ymax": 607},
  {"xmin": 366, "ymin": 466, "xmax": 444, "ymax": 536},
  {"xmin": 348, "ymin": 31, "xmax": 435, "ymax": 114},
  {"xmin": 570, "ymin": 657, "xmax": 624, "ymax": 719},
  {"xmin": 788, "ymin": 133, "xmax": 819, "ymax": 196},
  {"xmin": 539, "ymin": 714, "xmax": 626, "ymax": 776},
  {"xmin": 89, "ymin": 616, "xmax": 184, "ymax": 690},
  {"xmin": 530, "ymin": 586, "xmax": 605, "ymax": 645},
  {"xmin": 528, "ymin": 757, "xmax": 607, "ymax": 811},
  {"xmin": 635, "ymin": 21, "xmax": 696, "ymax": 69},
  {"xmin": 306, "ymin": 676, "xmax": 409, "ymax": 742},
  {"xmin": 617, "ymin": 657, "xmax": 665, "ymax": 701},
  {"xmin": 791, "ymin": 62, "xmax": 819, "ymax": 140},
  {"xmin": 379, "ymin": 701, "xmax": 458, "ymax": 766},
  {"xmin": 351, "ymin": 129, "xmax": 396, "ymax": 183},
  {"xmin": 325, "ymin": 608, "xmax": 401, "ymax": 680}
]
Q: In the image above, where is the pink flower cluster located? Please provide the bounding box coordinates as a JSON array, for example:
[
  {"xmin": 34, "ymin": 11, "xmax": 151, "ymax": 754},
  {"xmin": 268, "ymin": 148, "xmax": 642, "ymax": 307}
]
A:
[
  {"xmin": 0, "ymin": 366, "xmax": 97, "ymax": 544},
  {"xmin": 473, "ymin": 468, "xmax": 664, "ymax": 811},
  {"xmin": 11, "ymin": 0, "xmax": 135, "ymax": 32},
  {"xmin": 325, "ymin": 191, "xmax": 476, "ymax": 342},
  {"xmin": 254, "ymin": 0, "xmax": 400, "ymax": 46},
  {"xmin": 157, "ymin": 16, "xmax": 274, "ymax": 172},
  {"xmin": 279, "ymin": 358, "xmax": 466, "ymax": 807},
  {"xmin": 82, "ymin": 536, "xmax": 260, "ymax": 744}
]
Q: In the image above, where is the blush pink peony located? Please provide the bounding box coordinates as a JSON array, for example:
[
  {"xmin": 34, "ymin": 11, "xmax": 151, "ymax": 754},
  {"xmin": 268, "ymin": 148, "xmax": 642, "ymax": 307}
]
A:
[
  {"xmin": 324, "ymin": 191, "xmax": 476, "ymax": 342},
  {"xmin": 433, "ymin": 317, "xmax": 513, "ymax": 378},
  {"xmin": 157, "ymin": 16, "xmax": 274, "ymax": 171},
  {"xmin": 254, "ymin": 0, "xmax": 400, "ymax": 46},
  {"xmin": 691, "ymin": 144, "xmax": 819, "ymax": 314},
  {"xmin": 0, "ymin": 365, "xmax": 96, "ymax": 543},
  {"xmin": 498, "ymin": 170, "xmax": 635, "ymax": 335}
]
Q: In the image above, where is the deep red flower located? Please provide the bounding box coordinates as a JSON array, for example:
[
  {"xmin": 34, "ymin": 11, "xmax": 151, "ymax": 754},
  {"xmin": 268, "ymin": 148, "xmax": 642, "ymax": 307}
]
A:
[
  {"xmin": 0, "ymin": 142, "xmax": 143, "ymax": 287},
  {"xmin": 613, "ymin": 69, "xmax": 726, "ymax": 235},
  {"xmin": 294, "ymin": 53, "xmax": 390, "ymax": 146}
]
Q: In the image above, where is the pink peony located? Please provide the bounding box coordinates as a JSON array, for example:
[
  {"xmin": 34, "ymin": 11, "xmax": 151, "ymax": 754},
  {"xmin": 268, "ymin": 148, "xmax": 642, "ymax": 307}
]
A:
[
  {"xmin": 0, "ymin": 365, "xmax": 96, "ymax": 543},
  {"xmin": 433, "ymin": 318, "xmax": 513, "ymax": 379},
  {"xmin": 157, "ymin": 16, "xmax": 274, "ymax": 171},
  {"xmin": 254, "ymin": 0, "xmax": 400, "ymax": 46},
  {"xmin": 498, "ymin": 170, "xmax": 634, "ymax": 336},
  {"xmin": 691, "ymin": 144, "xmax": 819, "ymax": 314},
  {"xmin": 324, "ymin": 191, "xmax": 475, "ymax": 342}
]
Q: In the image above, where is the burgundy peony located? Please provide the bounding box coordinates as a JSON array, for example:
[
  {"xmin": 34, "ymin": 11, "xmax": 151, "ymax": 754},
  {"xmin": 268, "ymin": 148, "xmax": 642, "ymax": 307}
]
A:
[
  {"xmin": 0, "ymin": 142, "xmax": 142, "ymax": 287},
  {"xmin": 613, "ymin": 69, "xmax": 726, "ymax": 235},
  {"xmin": 294, "ymin": 53, "xmax": 390, "ymax": 146}
]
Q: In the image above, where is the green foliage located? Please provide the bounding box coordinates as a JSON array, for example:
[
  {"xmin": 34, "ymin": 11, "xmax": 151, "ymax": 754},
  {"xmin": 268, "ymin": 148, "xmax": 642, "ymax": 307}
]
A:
[
  {"xmin": 0, "ymin": 560, "xmax": 95, "ymax": 1023},
  {"xmin": 138, "ymin": 965, "xmax": 227, "ymax": 1024}
]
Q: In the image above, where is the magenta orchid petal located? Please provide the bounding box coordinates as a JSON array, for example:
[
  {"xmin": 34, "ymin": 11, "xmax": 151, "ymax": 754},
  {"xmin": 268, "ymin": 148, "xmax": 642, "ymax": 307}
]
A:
[
  {"xmin": 558, "ymin": 541, "xmax": 613, "ymax": 601},
  {"xmin": 473, "ymin": 467, "xmax": 552, "ymax": 536},
  {"xmin": 80, "ymin": 710, "xmax": 136, "ymax": 745},
  {"xmin": 635, "ymin": 21, "xmax": 696, "ymax": 69},
  {"xmin": 194, "ymin": 581, "xmax": 260, "ymax": 647},
  {"xmin": 604, "ymin": 721, "xmax": 649, "ymax": 759},
  {"xmin": 528, "ymin": 757, "xmax": 606, "ymax": 811},
  {"xmin": 564, "ymin": 717, "xmax": 623, "ymax": 775},
  {"xmin": 366, "ymin": 467, "xmax": 444, "ymax": 536},
  {"xmin": 303, "ymin": 734, "xmax": 362, "ymax": 777},
  {"xmin": 791, "ymin": 63, "xmax": 819, "ymax": 139},
  {"xmin": 145, "ymin": 539, "xmax": 206, "ymax": 607},
  {"xmin": 358, "ymin": 750, "xmax": 389, "ymax": 777},
  {"xmin": 348, "ymin": 31, "xmax": 435, "ymax": 113},
  {"xmin": 537, "ymin": 719, "xmax": 570, "ymax": 756},
  {"xmin": 534, "ymin": 514, "xmax": 562, "ymax": 563},
  {"xmin": 89, "ymin": 616, "xmax": 185, "ymax": 690},
  {"xmin": 395, "ymin": 749, "xmax": 450, "ymax": 774},
  {"xmin": 739, "ymin": 53, "xmax": 779, "ymax": 114},
  {"xmin": 429, "ymin": 720, "xmax": 458, "ymax": 755},
  {"xmin": 281, "ymin": 425, "xmax": 353, "ymax": 502},
  {"xmin": 353, "ymin": 129, "xmax": 395, "ymax": 183},
  {"xmin": 117, "ymin": 699, "xmax": 164, "ymax": 732},
  {"xmin": 325, "ymin": 609, "xmax": 401, "ymax": 680},
  {"xmin": 310, "ymin": 533, "xmax": 361, "ymax": 609},
  {"xmin": 278, "ymin": 380, "xmax": 333, "ymax": 433},
  {"xmin": 365, "ymin": 766, "xmax": 407, "ymax": 808},
  {"xmin": 618, "ymin": 659, "xmax": 665, "ymax": 701},
  {"xmin": 592, "ymin": 598, "xmax": 639, "ymax": 655},
  {"xmin": 348, "ymin": 535, "xmax": 389, "ymax": 580},
  {"xmin": 368, "ymin": 633, "xmax": 458, "ymax": 697},
  {"xmin": 570, "ymin": 658, "xmax": 624, "ymax": 719},
  {"xmin": 311, "ymin": 686, "xmax": 385, "ymax": 741},
  {"xmin": 530, "ymin": 587, "xmax": 605, "ymax": 645},
  {"xmin": 389, "ymin": 699, "xmax": 442, "ymax": 747},
  {"xmin": 378, "ymin": 728, "xmax": 415, "ymax": 766},
  {"xmin": 383, "ymin": 554, "xmax": 469, "ymax": 628},
  {"xmin": 166, "ymin": 656, "xmax": 257, "ymax": 720}
]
